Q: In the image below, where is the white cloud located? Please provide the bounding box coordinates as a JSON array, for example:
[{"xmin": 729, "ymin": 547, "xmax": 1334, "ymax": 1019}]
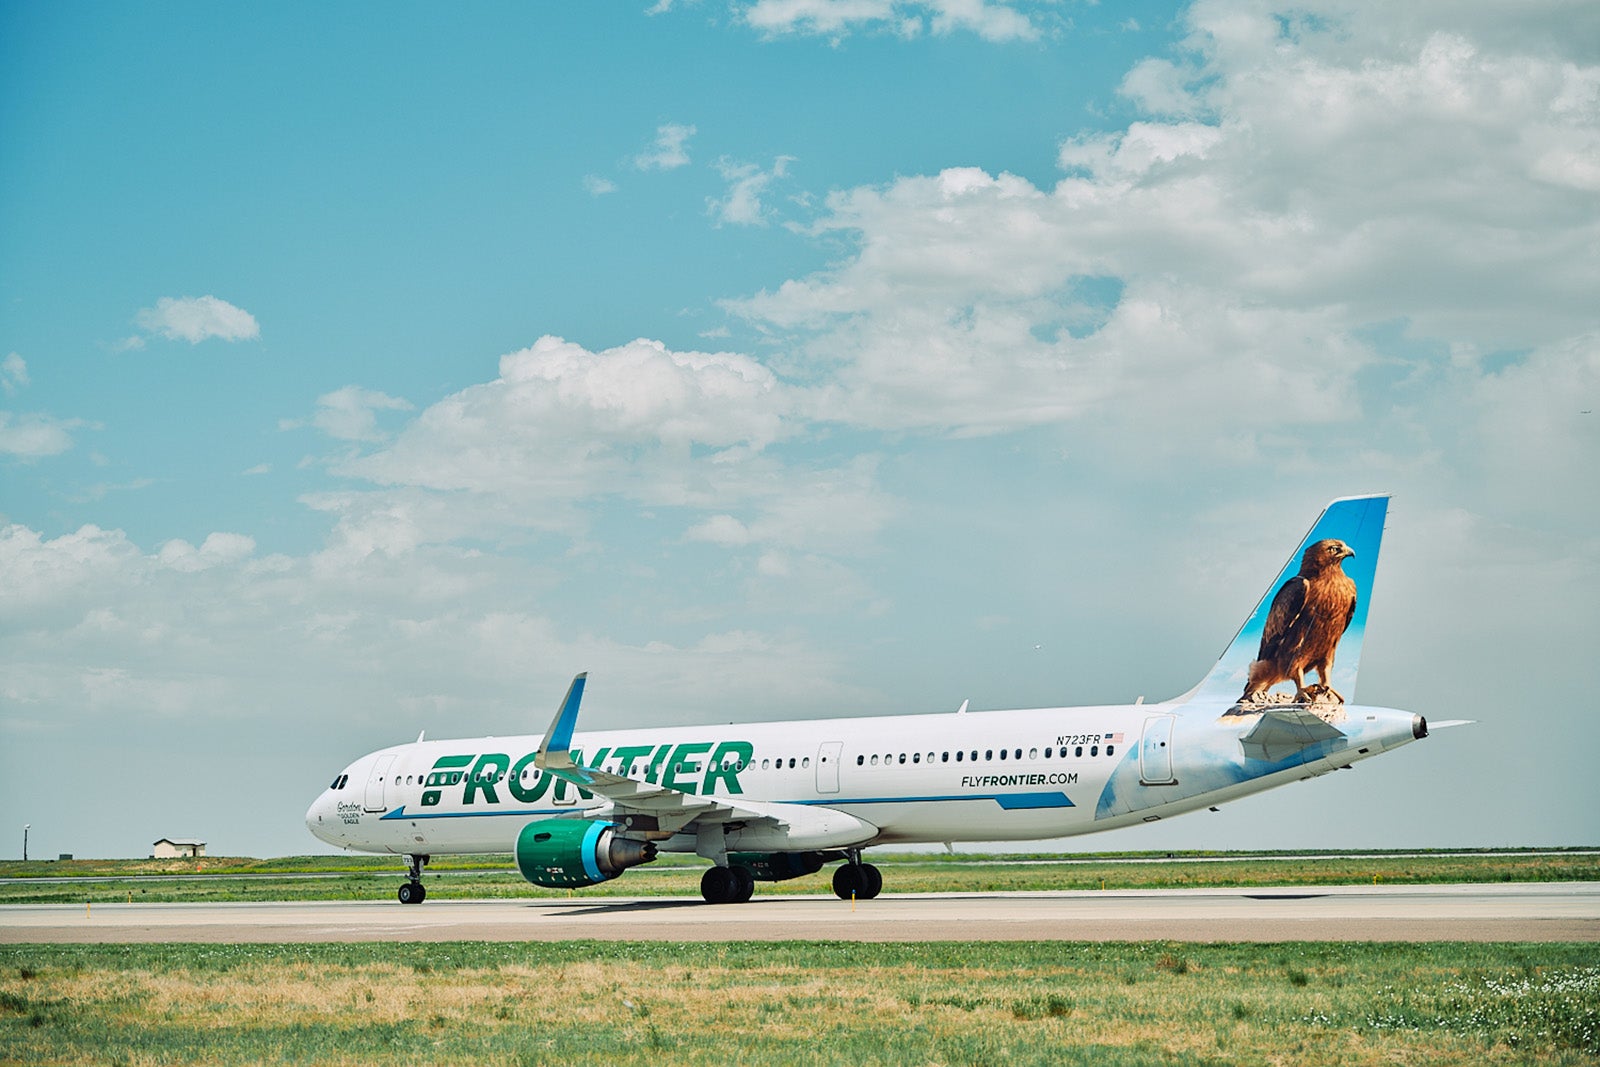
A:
[
  {"xmin": 924, "ymin": 0, "xmax": 1039, "ymax": 42},
  {"xmin": 724, "ymin": 9, "xmax": 1600, "ymax": 447},
  {"xmin": 2, "ymin": 353, "xmax": 28, "ymax": 395},
  {"xmin": 1117, "ymin": 57, "xmax": 1200, "ymax": 117},
  {"xmin": 133, "ymin": 295, "xmax": 260, "ymax": 344},
  {"xmin": 584, "ymin": 174, "xmax": 619, "ymax": 196},
  {"xmin": 686, "ymin": 513, "xmax": 753, "ymax": 546},
  {"xmin": 335, "ymin": 336, "xmax": 794, "ymax": 505},
  {"xmin": 0, "ymin": 412, "xmax": 81, "ymax": 458},
  {"xmin": 742, "ymin": 0, "xmax": 1041, "ymax": 41},
  {"xmin": 708, "ymin": 155, "xmax": 795, "ymax": 226},
  {"xmin": 307, "ymin": 386, "xmax": 414, "ymax": 443},
  {"xmin": 156, "ymin": 532, "xmax": 257, "ymax": 573},
  {"xmin": 634, "ymin": 123, "xmax": 697, "ymax": 171}
]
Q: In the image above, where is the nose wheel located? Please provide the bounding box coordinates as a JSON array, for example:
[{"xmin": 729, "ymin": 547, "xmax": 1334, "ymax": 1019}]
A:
[{"xmin": 398, "ymin": 853, "xmax": 429, "ymax": 904}]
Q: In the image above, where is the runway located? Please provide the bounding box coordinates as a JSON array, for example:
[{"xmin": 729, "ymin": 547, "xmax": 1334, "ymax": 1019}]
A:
[{"xmin": 2, "ymin": 883, "xmax": 1595, "ymax": 943}]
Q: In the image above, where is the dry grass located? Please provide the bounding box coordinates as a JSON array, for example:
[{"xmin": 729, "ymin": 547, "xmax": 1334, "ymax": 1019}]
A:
[{"xmin": 2, "ymin": 942, "xmax": 1596, "ymax": 1065}]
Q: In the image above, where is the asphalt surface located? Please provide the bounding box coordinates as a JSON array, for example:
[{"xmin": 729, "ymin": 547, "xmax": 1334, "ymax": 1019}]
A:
[{"xmin": 2, "ymin": 882, "xmax": 1595, "ymax": 943}]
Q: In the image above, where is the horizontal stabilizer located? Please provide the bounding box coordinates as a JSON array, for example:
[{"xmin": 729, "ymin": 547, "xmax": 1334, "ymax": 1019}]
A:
[{"xmin": 1239, "ymin": 707, "xmax": 1346, "ymax": 762}]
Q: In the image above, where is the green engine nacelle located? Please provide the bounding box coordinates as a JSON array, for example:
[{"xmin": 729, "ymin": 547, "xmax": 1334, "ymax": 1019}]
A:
[
  {"xmin": 729, "ymin": 851, "xmax": 829, "ymax": 882},
  {"xmin": 515, "ymin": 819, "xmax": 658, "ymax": 888}
]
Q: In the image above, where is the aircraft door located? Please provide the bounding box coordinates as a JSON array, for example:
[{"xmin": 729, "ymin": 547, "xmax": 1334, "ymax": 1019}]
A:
[
  {"xmin": 816, "ymin": 741, "xmax": 843, "ymax": 794},
  {"xmin": 1139, "ymin": 716, "xmax": 1177, "ymax": 785},
  {"xmin": 364, "ymin": 753, "xmax": 398, "ymax": 812}
]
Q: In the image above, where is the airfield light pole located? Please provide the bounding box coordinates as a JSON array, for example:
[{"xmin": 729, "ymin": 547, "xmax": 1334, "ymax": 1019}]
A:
[{"xmin": 22, "ymin": 824, "xmax": 29, "ymax": 862}]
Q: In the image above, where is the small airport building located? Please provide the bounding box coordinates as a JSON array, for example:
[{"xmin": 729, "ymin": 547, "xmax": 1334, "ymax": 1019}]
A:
[{"xmin": 152, "ymin": 838, "xmax": 206, "ymax": 859}]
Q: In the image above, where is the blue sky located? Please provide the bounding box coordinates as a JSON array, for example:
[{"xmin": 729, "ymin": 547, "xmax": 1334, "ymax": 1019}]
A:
[{"xmin": 3, "ymin": 0, "xmax": 1597, "ymax": 858}]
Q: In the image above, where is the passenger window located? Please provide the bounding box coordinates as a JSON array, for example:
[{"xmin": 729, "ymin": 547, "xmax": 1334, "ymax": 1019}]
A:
[
  {"xmin": 913, "ymin": 753, "xmax": 920, "ymax": 763},
  {"xmin": 999, "ymin": 749, "xmax": 1007, "ymax": 760},
  {"xmin": 789, "ymin": 758, "xmax": 797, "ymax": 769},
  {"xmin": 898, "ymin": 753, "xmax": 906, "ymax": 764},
  {"xmin": 927, "ymin": 752, "xmax": 935, "ymax": 763},
  {"xmin": 762, "ymin": 759, "xmax": 771, "ymax": 770},
  {"xmin": 871, "ymin": 755, "xmax": 880, "ymax": 766},
  {"xmin": 985, "ymin": 750, "xmax": 993, "ymax": 761},
  {"xmin": 1107, "ymin": 745, "xmax": 1116, "ymax": 756},
  {"xmin": 941, "ymin": 752, "xmax": 949, "ymax": 763},
  {"xmin": 1029, "ymin": 748, "xmax": 1038, "ymax": 760},
  {"xmin": 955, "ymin": 751, "xmax": 963, "ymax": 762},
  {"xmin": 857, "ymin": 755, "xmax": 865, "ymax": 766},
  {"xmin": 802, "ymin": 758, "xmax": 810, "ymax": 768},
  {"xmin": 1090, "ymin": 745, "xmax": 1099, "ymax": 756},
  {"xmin": 971, "ymin": 751, "xmax": 979, "ymax": 762},
  {"xmin": 1075, "ymin": 746, "xmax": 1083, "ymax": 757}
]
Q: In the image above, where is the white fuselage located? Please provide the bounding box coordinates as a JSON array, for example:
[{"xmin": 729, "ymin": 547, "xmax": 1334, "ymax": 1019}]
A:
[{"xmin": 306, "ymin": 700, "xmax": 1424, "ymax": 857}]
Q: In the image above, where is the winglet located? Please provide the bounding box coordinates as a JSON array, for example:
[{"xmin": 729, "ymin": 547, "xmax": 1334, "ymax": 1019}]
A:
[{"xmin": 535, "ymin": 672, "xmax": 587, "ymax": 770}]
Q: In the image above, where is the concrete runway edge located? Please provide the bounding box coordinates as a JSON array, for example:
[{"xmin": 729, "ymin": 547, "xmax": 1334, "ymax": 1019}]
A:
[{"xmin": 3, "ymin": 883, "xmax": 1596, "ymax": 943}]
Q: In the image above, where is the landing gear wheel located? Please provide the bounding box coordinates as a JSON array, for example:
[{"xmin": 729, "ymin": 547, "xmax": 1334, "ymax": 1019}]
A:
[
  {"xmin": 859, "ymin": 862, "xmax": 882, "ymax": 900},
  {"xmin": 730, "ymin": 865, "xmax": 756, "ymax": 904},
  {"xmin": 701, "ymin": 865, "xmax": 738, "ymax": 904},
  {"xmin": 833, "ymin": 861, "xmax": 883, "ymax": 900}
]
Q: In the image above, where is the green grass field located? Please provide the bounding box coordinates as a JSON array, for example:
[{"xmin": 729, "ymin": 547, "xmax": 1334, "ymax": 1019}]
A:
[
  {"xmin": 0, "ymin": 849, "xmax": 1594, "ymax": 905},
  {"xmin": 2, "ymin": 941, "xmax": 1596, "ymax": 1065}
]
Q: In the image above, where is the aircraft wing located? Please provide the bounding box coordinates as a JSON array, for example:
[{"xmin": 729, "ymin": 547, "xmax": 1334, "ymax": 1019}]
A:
[
  {"xmin": 533, "ymin": 674, "xmax": 875, "ymax": 848},
  {"xmin": 1238, "ymin": 706, "xmax": 1346, "ymax": 762}
]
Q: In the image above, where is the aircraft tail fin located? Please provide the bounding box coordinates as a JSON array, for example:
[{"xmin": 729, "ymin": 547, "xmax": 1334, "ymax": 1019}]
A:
[{"xmin": 1184, "ymin": 495, "xmax": 1389, "ymax": 710}]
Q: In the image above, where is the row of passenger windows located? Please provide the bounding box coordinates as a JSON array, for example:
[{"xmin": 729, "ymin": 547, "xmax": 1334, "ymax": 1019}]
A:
[{"xmin": 856, "ymin": 744, "xmax": 1113, "ymax": 767}]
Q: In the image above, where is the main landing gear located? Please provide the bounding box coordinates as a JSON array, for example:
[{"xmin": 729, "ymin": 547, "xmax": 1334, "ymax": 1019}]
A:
[
  {"xmin": 831, "ymin": 851, "xmax": 882, "ymax": 900},
  {"xmin": 700, "ymin": 864, "xmax": 756, "ymax": 904},
  {"xmin": 398, "ymin": 853, "xmax": 429, "ymax": 904}
]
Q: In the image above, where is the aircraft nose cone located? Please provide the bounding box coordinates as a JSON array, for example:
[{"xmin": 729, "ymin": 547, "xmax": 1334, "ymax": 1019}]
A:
[{"xmin": 305, "ymin": 794, "xmax": 334, "ymax": 843}]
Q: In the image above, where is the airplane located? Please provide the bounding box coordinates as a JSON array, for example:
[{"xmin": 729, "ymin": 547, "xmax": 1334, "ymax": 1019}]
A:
[{"xmin": 306, "ymin": 494, "xmax": 1458, "ymax": 905}]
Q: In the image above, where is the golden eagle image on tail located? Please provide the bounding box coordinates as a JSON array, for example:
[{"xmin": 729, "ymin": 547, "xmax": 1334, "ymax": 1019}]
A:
[{"xmin": 1240, "ymin": 538, "xmax": 1358, "ymax": 705}]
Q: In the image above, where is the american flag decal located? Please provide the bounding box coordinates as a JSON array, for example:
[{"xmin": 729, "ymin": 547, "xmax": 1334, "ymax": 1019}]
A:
[{"xmin": 1104, "ymin": 732, "xmax": 1124, "ymax": 743}]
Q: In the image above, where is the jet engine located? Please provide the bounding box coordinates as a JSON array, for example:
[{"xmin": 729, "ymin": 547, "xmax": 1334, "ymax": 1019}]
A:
[{"xmin": 515, "ymin": 819, "xmax": 657, "ymax": 888}]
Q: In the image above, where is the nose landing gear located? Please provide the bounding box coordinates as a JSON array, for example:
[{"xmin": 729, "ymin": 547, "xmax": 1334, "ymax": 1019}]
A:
[{"xmin": 398, "ymin": 853, "xmax": 429, "ymax": 904}]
